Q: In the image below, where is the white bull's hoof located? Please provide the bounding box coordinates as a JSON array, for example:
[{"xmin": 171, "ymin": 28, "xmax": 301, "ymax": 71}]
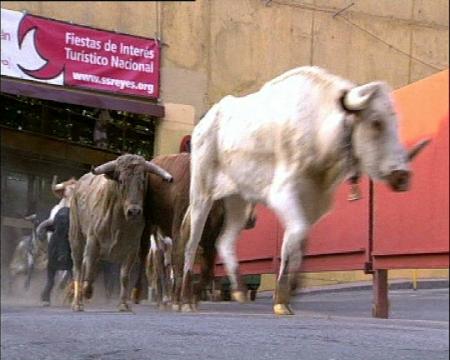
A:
[
  {"xmin": 273, "ymin": 303, "xmax": 294, "ymax": 316},
  {"xmin": 41, "ymin": 301, "xmax": 50, "ymax": 307},
  {"xmin": 172, "ymin": 303, "xmax": 181, "ymax": 312},
  {"xmin": 71, "ymin": 303, "xmax": 84, "ymax": 312},
  {"xmin": 118, "ymin": 303, "xmax": 132, "ymax": 312},
  {"xmin": 232, "ymin": 291, "xmax": 248, "ymax": 304}
]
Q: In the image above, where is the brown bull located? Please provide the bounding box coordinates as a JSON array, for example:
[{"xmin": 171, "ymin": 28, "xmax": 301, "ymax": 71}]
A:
[
  {"xmin": 132, "ymin": 153, "xmax": 256, "ymax": 309},
  {"xmin": 69, "ymin": 154, "xmax": 173, "ymax": 312}
]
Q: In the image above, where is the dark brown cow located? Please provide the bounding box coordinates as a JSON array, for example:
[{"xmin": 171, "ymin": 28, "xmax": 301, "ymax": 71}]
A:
[
  {"xmin": 132, "ymin": 153, "xmax": 256, "ymax": 309},
  {"xmin": 69, "ymin": 154, "xmax": 173, "ymax": 312}
]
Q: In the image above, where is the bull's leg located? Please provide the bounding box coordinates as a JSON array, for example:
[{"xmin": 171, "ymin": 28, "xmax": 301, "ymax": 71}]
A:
[
  {"xmin": 118, "ymin": 253, "xmax": 137, "ymax": 312},
  {"xmin": 171, "ymin": 207, "xmax": 189, "ymax": 311},
  {"xmin": 153, "ymin": 248, "xmax": 164, "ymax": 308},
  {"xmin": 72, "ymin": 263, "xmax": 85, "ymax": 311},
  {"xmin": 145, "ymin": 250, "xmax": 155, "ymax": 303},
  {"xmin": 160, "ymin": 247, "xmax": 173, "ymax": 310},
  {"xmin": 131, "ymin": 226, "xmax": 151, "ymax": 304},
  {"xmin": 269, "ymin": 187, "xmax": 309, "ymax": 316},
  {"xmin": 71, "ymin": 237, "xmax": 86, "ymax": 311},
  {"xmin": 69, "ymin": 203, "xmax": 85, "ymax": 312},
  {"xmin": 62, "ymin": 269, "xmax": 74, "ymax": 305},
  {"xmin": 71, "ymin": 248, "xmax": 84, "ymax": 312},
  {"xmin": 216, "ymin": 196, "xmax": 251, "ymax": 304},
  {"xmin": 162, "ymin": 265, "xmax": 173, "ymax": 308},
  {"xmin": 41, "ymin": 266, "xmax": 57, "ymax": 306},
  {"xmin": 181, "ymin": 199, "xmax": 213, "ymax": 312},
  {"xmin": 82, "ymin": 240, "xmax": 99, "ymax": 301},
  {"xmin": 171, "ymin": 242, "xmax": 184, "ymax": 311},
  {"xmin": 194, "ymin": 245, "xmax": 216, "ymax": 304}
]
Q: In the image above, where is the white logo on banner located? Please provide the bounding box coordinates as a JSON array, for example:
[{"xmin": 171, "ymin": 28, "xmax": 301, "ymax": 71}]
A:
[{"xmin": 1, "ymin": 8, "xmax": 63, "ymax": 85}]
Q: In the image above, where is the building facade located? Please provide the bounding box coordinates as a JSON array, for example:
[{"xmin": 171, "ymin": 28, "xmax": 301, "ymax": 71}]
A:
[
  {"xmin": 1, "ymin": 0, "xmax": 448, "ymax": 288},
  {"xmin": 3, "ymin": 0, "xmax": 449, "ymax": 148}
]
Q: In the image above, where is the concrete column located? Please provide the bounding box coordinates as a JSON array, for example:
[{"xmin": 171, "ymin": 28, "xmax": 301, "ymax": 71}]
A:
[{"xmin": 154, "ymin": 103, "xmax": 196, "ymax": 156}]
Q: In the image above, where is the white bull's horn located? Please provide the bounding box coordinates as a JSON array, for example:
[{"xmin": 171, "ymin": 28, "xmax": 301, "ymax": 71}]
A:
[
  {"xmin": 145, "ymin": 161, "xmax": 173, "ymax": 182},
  {"xmin": 343, "ymin": 83, "xmax": 379, "ymax": 111},
  {"xmin": 51, "ymin": 175, "xmax": 65, "ymax": 192},
  {"xmin": 408, "ymin": 138, "xmax": 431, "ymax": 161},
  {"xmin": 51, "ymin": 175, "xmax": 58, "ymax": 189},
  {"xmin": 92, "ymin": 160, "xmax": 117, "ymax": 175},
  {"xmin": 53, "ymin": 183, "xmax": 65, "ymax": 190}
]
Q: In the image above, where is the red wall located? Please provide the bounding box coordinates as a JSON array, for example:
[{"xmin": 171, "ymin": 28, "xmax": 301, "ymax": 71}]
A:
[
  {"xmin": 373, "ymin": 70, "xmax": 449, "ymax": 269},
  {"xmin": 215, "ymin": 70, "xmax": 449, "ymax": 276}
]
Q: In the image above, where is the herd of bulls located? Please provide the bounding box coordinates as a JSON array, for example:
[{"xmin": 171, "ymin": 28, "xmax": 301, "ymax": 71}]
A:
[
  {"xmin": 8, "ymin": 66, "xmax": 430, "ymax": 315},
  {"xmin": 9, "ymin": 153, "xmax": 245, "ymax": 312}
]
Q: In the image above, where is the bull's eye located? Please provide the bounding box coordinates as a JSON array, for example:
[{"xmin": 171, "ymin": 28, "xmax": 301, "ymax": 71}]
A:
[{"xmin": 372, "ymin": 119, "xmax": 383, "ymax": 132}]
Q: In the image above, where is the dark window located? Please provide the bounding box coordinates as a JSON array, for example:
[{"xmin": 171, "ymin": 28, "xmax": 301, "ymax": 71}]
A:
[{"xmin": 1, "ymin": 93, "xmax": 156, "ymax": 158}]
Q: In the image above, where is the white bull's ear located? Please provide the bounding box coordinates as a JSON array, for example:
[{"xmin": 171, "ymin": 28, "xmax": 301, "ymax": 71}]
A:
[{"xmin": 343, "ymin": 82, "xmax": 381, "ymax": 111}]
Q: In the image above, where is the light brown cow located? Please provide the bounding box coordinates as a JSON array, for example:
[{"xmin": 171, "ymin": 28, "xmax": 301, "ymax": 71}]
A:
[{"xmin": 69, "ymin": 154, "xmax": 173, "ymax": 312}]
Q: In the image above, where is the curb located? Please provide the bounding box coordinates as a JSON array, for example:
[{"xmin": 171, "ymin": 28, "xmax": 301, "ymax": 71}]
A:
[{"xmin": 257, "ymin": 279, "xmax": 449, "ymax": 299}]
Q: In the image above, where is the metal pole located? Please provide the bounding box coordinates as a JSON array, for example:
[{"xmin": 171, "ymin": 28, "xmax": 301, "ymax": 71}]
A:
[
  {"xmin": 369, "ymin": 179, "xmax": 389, "ymax": 318},
  {"xmin": 412, "ymin": 269, "xmax": 418, "ymax": 290},
  {"xmin": 372, "ymin": 269, "xmax": 389, "ymax": 318}
]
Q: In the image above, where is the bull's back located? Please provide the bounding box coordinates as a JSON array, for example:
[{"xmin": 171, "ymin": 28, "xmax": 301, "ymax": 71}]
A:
[
  {"xmin": 74, "ymin": 173, "xmax": 109, "ymax": 216},
  {"xmin": 71, "ymin": 173, "xmax": 117, "ymax": 237}
]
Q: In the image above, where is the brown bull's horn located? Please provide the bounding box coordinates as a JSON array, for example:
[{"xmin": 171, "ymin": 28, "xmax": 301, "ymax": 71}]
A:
[
  {"xmin": 343, "ymin": 83, "xmax": 379, "ymax": 111},
  {"xmin": 92, "ymin": 160, "xmax": 117, "ymax": 175},
  {"xmin": 408, "ymin": 138, "xmax": 431, "ymax": 161},
  {"xmin": 145, "ymin": 161, "xmax": 173, "ymax": 182}
]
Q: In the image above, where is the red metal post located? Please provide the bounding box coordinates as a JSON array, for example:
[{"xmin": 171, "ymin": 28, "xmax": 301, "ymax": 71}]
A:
[{"xmin": 372, "ymin": 269, "xmax": 389, "ymax": 318}]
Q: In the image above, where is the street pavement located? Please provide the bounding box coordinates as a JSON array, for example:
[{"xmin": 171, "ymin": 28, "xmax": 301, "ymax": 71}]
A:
[{"xmin": 1, "ymin": 287, "xmax": 448, "ymax": 360}]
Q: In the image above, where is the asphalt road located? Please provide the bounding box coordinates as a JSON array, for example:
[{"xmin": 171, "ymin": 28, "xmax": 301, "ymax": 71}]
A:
[{"xmin": 1, "ymin": 288, "xmax": 448, "ymax": 360}]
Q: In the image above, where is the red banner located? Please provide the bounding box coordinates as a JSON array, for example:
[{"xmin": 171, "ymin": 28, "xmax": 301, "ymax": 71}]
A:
[{"xmin": 1, "ymin": 9, "xmax": 160, "ymax": 98}]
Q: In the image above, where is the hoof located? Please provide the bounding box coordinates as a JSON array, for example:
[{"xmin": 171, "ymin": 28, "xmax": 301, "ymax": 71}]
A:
[
  {"xmin": 273, "ymin": 303, "xmax": 294, "ymax": 316},
  {"xmin": 172, "ymin": 303, "xmax": 181, "ymax": 312},
  {"xmin": 232, "ymin": 291, "xmax": 247, "ymax": 304},
  {"xmin": 131, "ymin": 288, "xmax": 140, "ymax": 304},
  {"xmin": 41, "ymin": 301, "xmax": 50, "ymax": 307},
  {"xmin": 181, "ymin": 303, "xmax": 195, "ymax": 313},
  {"xmin": 118, "ymin": 303, "xmax": 132, "ymax": 312},
  {"xmin": 72, "ymin": 303, "xmax": 84, "ymax": 312}
]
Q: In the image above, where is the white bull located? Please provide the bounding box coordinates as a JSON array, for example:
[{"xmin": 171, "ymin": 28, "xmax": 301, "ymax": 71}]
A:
[{"xmin": 181, "ymin": 66, "xmax": 430, "ymax": 315}]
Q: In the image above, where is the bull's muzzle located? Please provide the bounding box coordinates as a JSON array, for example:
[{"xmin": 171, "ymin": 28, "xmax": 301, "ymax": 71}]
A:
[
  {"xmin": 385, "ymin": 139, "xmax": 431, "ymax": 192},
  {"xmin": 126, "ymin": 205, "xmax": 143, "ymax": 220},
  {"xmin": 385, "ymin": 169, "xmax": 411, "ymax": 192}
]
